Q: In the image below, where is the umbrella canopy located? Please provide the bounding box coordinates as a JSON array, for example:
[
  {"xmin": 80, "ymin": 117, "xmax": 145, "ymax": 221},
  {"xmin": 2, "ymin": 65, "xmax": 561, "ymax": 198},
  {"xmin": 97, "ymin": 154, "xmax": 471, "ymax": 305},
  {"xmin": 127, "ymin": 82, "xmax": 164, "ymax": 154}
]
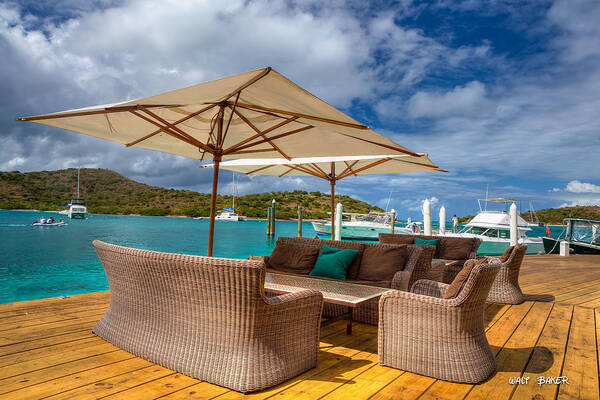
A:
[
  {"xmin": 202, "ymin": 154, "xmax": 446, "ymax": 238},
  {"xmin": 17, "ymin": 67, "xmax": 427, "ymax": 256}
]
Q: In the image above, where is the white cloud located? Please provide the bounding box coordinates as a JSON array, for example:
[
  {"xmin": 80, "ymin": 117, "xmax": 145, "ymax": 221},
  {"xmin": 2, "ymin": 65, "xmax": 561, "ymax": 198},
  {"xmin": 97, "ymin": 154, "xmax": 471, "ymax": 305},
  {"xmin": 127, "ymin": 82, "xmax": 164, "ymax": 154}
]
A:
[
  {"xmin": 404, "ymin": 81, "xmax": 488, "ymax": 119},
  {"xmin": 565, "ymin": 180, "xmax": 600, "ymax": 193}
]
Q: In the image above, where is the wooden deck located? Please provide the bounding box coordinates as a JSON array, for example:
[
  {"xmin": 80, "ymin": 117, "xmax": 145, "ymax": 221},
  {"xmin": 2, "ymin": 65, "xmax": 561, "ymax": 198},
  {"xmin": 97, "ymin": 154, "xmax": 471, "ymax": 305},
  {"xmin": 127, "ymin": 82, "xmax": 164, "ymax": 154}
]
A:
[{"xmin": 1, "ymin": 254, "xmax": 599, "ymax": 399}]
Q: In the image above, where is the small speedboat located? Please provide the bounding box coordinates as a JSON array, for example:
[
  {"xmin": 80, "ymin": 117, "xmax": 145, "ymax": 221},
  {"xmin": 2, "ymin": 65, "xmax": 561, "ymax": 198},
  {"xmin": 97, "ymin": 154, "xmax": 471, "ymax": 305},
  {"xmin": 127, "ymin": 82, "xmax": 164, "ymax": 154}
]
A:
[{"xmin": 33, "ymin": 221, "xmax": 67, "ymax": 226}]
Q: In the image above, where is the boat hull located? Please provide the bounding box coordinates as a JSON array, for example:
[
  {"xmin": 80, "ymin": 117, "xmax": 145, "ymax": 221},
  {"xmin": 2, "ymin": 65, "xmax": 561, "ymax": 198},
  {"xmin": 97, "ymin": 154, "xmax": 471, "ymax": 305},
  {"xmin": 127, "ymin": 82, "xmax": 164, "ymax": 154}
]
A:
[
  {"xmin": 543, "ymin": 237, "xmax": 600, "ymax": 255},
  {"xmin": 311, "ymin": 221, "xmax": 408, "ymax": 240}
]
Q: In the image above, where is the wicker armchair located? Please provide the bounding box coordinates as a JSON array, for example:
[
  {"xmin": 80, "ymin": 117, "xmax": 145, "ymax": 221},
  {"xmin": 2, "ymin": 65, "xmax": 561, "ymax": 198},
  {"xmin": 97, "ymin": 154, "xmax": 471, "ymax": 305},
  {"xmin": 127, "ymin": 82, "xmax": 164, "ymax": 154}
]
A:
[
  {"xmin": 439, "ymin": 244, "xmax": 527, "ymax": 305},
  {"xmin": 487, "ymin": 244, "xmax": 527, "ymax": 304},
  {"xmin": 378, "ymin": 259, "xmax": 501, "ymax": 383},
  {"xmin": 92, "ymin": 240, "xmax": 323, "ymax": 393}
]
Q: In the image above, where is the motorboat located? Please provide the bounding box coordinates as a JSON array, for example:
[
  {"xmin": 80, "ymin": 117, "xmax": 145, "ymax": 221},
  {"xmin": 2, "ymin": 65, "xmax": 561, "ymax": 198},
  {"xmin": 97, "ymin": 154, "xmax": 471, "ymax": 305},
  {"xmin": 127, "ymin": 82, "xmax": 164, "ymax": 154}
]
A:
[
  {"xmin": 543, "ymin": 218, "xmax": 600, "ymax": 254},
  {"xmin": 436, "ymin": 198, "xmax": 543, "ymax": 255},
  {"xmin": 312, "ymin": 211, "xmax": 413, "ymax": 240},
  {"xmin": 33, "ymin": 221, "xmax": 67, "ymax": 226}
]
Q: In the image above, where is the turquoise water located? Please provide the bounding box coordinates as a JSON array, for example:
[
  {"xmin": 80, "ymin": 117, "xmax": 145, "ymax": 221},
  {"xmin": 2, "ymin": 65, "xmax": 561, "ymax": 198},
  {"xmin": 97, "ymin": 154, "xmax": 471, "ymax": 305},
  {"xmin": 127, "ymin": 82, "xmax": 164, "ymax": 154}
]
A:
[
  {"xmin": 0, "ymin": 210, "xmax": 316, "ymax": 304},
  {"xmin": 0, "ymin": 210, "xmax": 565, "ymax": 304}
]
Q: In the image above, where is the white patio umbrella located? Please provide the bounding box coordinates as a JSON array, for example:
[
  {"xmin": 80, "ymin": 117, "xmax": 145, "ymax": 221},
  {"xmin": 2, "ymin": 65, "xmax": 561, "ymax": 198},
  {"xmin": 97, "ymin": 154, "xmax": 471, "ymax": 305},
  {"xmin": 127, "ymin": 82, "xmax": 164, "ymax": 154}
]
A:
[
  {"xmin": 202, "ymin": 154, "xmax": 446, "ymax": 238},
  {"xmin": 17, "ymin": 67, "xmax": 426, "ymax": 256}
]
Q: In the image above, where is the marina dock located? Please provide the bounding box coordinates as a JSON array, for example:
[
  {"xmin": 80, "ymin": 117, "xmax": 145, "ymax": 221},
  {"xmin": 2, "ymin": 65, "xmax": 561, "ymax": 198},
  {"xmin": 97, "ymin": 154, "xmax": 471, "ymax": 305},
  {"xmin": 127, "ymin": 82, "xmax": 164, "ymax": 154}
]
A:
[{"xmin": 1, "ymin": 254, "xmax": 599, "ymax": 399}]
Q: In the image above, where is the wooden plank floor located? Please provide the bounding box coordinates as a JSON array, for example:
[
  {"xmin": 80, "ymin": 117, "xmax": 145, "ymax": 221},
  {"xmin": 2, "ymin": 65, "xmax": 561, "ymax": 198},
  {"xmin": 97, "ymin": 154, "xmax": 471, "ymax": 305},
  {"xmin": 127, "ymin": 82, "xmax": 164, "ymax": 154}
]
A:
[{"xmin": 1, "ymin": 254, "xmax": 599, "ymax": 399}]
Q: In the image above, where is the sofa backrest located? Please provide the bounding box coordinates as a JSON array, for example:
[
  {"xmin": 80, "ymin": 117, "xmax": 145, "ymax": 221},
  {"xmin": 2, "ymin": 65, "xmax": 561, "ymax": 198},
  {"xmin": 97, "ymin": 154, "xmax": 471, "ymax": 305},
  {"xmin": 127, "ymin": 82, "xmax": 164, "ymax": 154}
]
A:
[
  {"xmin": 379, "ymin": 233, "xmax": 481, "ymax": 260},
  {"xmin": 93, "ymin": 240, "xmax": 269, "ymax": 334},
  {"xmin": 272, "ymin": 237, "xmax": 427, "ymax": 282}
]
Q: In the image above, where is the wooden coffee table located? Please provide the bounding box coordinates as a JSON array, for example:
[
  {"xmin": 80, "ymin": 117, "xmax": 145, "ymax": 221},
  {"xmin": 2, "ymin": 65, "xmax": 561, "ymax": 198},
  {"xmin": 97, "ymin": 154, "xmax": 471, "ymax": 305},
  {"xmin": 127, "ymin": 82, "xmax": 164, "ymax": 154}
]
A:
[{"xmin": 264, "ymin": 272, "xmax": 392, "ymax": 334}]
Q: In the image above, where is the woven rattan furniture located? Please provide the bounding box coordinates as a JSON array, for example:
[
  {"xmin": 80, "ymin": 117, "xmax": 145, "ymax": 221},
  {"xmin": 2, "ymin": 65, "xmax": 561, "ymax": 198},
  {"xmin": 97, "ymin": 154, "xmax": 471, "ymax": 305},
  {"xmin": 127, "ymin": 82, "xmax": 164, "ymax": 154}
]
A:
[
  {"xmin": 378, "ymin": 259, "xmax": 501, "ymax": 383},
  {"xmin": 264, "ymin": 272, "xmax": 392, "ymax": 334},
  {"xmin": 261, "ymin": 237, "xmax": 435, "ymax": 325},
  {"xmin": 437, "ymin": 244, "xmax": 527, "ymax": 305},
  {"xmin": 92, "ymin": 240, "xmax": 324, "ymax": 393}
]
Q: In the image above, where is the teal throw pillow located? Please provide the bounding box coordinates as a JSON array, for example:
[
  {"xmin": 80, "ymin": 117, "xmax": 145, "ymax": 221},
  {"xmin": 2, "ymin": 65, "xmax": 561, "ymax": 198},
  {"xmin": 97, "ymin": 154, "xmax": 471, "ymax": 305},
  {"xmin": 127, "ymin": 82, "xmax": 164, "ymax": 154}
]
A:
[
  {"xmin": 415, "ymin": 238, "xmax": 439, "ymax": 247},
  {"xmin": 309, "ymin": 245, "xmax": 358, "ymax": 280}
]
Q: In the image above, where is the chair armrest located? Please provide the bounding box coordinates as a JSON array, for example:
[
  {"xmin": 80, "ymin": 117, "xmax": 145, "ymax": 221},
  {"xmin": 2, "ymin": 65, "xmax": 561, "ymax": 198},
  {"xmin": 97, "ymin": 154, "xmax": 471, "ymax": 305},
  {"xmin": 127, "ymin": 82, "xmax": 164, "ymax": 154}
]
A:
[
  {"xmin": 379, "ymin": 289, "xmax": 457, "ymax": 310},
  {"xmin": 391, "ymin": 270, "xmax": 412, "ymax": 291},
  {"xmin": 266, "ymin": 289, "xmax": 323, "ymax": 309},
  {"xmin": 410, "ymin": 279, "xmax": 450, "ymax": 298}
]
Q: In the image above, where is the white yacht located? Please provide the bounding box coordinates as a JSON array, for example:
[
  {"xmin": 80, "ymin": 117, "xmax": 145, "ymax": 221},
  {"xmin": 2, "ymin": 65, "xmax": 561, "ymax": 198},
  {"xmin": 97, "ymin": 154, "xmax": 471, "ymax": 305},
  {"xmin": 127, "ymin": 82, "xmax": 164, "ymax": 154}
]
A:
[
  {"xmin": 312, "ymin": 211, "xmax": 414, "ymax": 240},
  {"xmin": 215, "ymin": 173, "xmax": 247, "ymax": 221},
  {"xmin": 439, "ymin": 198, "xmax": 542, "ymax": 255}
]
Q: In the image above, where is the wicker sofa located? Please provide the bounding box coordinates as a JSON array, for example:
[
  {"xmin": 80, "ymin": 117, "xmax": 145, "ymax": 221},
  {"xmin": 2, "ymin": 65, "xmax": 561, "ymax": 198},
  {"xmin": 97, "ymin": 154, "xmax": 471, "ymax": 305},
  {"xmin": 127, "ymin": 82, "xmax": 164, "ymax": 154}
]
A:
[
  {"xmin": 92, "ymin": 240, "xmax": 324, "ymax": 393},
  {"xmin": 260, "ymin": 237, "xmax": 435, "ymax": 325},
  {"xmin": 378, "ymin": 258, "xmax": 501, "ymax": 383},
  {"xmin": 379, "ymin": 233, "xmax": 482, "ymax": 280}
]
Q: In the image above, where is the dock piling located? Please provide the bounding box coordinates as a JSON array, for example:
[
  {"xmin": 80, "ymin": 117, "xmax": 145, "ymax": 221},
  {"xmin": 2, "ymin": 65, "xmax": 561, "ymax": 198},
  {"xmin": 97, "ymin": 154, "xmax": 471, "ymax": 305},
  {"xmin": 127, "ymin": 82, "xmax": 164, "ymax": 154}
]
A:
[{"xmin": 298, "ymin": 206, "xmax": 303, "ymax": 237}]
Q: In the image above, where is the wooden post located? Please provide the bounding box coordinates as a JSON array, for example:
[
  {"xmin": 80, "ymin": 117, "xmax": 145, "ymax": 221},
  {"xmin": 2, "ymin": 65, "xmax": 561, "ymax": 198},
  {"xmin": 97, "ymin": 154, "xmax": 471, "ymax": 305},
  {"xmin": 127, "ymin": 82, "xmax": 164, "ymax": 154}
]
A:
[
  {"xmin": 390, "ymin": 209, "xmax": 395, "ymax": 234},
  {"xmin": 207, "ymin": 157, "xmax": 220, "ymax": 257},
  {"xmin": 271, "ymin": 199, "xmax": 276, "ymax": 236},
  {"xmin": 298, "ymin": 206, "xmax": 303, "ymax": 237},
  {"xmin": 267, "ymin": 207, "xmax": 272, "ymax": 236}
]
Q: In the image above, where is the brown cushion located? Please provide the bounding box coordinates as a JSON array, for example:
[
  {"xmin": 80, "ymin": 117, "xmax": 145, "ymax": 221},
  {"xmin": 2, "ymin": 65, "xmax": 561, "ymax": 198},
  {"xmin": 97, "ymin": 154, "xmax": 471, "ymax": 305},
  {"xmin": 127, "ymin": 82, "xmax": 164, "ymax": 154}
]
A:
[
  {"xmin": 267, "ymin": 244, "xmax": 320, "ymax": 274},
  {"xmin": 443, "ymin": 257, "xmax": 488, "ymax": 299},
  {"xmin": 380, "ymin": 235, "xmax": 414, "ymax": 245},
  {"xmin": 357, "ymin": 246, "xmax": 407, "ymax": 281},
  {"xmin": 438, "ymin": 238, "xmax": 476, "ymax": 260},
  {"xmin": 499, "ymin": 246, "xmax": 514, "ymax": 263}
]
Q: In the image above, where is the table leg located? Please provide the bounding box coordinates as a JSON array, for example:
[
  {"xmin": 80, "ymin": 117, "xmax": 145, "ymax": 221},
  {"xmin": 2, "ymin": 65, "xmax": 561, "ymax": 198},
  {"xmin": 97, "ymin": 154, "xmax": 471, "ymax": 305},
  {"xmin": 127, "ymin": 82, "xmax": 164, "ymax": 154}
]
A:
[{"xmin": 346, "ymin": 306, "xmax": 353, "ymax": 335}]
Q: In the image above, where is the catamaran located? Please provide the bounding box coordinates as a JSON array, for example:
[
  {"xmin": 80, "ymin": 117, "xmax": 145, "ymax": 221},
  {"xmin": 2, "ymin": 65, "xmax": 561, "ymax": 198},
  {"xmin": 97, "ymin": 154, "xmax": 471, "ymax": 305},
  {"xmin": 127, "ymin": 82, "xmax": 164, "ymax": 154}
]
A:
[
  {"xmin": 58, "ymin": 168, "xmax": 88, "ymax": 219},
  {"xmin": 215, "ymin": 173, "xmax": 247, "ymax": 222}
]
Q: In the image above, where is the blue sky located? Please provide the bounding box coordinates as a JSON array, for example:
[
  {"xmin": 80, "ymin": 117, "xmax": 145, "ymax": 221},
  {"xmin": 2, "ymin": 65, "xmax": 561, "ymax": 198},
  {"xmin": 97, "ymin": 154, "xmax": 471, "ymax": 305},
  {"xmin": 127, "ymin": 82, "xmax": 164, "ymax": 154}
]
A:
[{"xmin": 1, "ymin": 0, "xmax": 599, "ymax": 219}]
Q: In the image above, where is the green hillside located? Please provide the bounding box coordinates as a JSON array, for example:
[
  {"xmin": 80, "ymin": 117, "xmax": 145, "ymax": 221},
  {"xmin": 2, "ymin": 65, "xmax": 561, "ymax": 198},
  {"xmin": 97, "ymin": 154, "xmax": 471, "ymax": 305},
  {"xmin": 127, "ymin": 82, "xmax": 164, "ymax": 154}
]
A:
[{"xmin": 0, "ymin": 168, "xmax": 382, "ymax": 219}]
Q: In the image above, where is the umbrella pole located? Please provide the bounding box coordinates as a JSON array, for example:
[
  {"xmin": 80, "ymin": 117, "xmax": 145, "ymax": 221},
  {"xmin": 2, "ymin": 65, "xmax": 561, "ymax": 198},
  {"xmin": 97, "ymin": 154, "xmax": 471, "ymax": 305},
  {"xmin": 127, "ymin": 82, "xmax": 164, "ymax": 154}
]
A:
[
  {"xmin": 207, "ymin": 157, "xmax": 221, "ymax": 257},
  {"xmin": 330, "ymin": 179, "xmax": 336, "ymax": 239}
]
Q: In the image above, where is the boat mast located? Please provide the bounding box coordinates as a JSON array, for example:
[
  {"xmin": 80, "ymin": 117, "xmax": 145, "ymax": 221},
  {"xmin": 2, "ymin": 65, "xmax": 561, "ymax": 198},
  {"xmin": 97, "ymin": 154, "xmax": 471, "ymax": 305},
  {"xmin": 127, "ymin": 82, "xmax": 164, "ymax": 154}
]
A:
[
  {"xmin": 77, "ymin": 168, "xmax": 80, "ymax": 198},
  {"xmin": 232, "ymin": 172, "xmax": 235, "ymax": 213}
]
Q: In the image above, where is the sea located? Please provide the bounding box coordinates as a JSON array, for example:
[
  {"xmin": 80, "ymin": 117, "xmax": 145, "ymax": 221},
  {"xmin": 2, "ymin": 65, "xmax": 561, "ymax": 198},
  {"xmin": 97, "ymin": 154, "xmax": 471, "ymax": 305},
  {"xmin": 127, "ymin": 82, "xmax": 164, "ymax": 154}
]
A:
[{"xmin": 0, "ymin": 210, "xmax": 565, "ymax": 304}]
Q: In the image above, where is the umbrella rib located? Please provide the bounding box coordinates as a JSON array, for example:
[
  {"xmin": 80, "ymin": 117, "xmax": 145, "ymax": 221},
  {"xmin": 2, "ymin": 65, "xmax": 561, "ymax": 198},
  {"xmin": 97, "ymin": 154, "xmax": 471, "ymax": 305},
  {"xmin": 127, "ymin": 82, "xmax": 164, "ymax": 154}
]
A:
[
  {"xmin": 278, "ymin": 167, "xmax": 294, "ymax": 178},
  {"xmin": 221, "ymin": 92, "xmax": 240, "ymax": 147},
  {"xmin": 339, "ymin": 160, "xmax": 360, "ymax": 177},
  {"xmin": 222, "ymin": 115, "xmax": 299, "ymax": 154},
  {"xmin": 310, "ymin": 163, "xmax": 329, "ymax": 179},
  {"xmin": 125, "ymin": 104, "xmax": 217, "ymax": 147},
  {"xmin": 288, "ymin": 164, "xmax": 324, "ymax": 178},
  {"xmin": 230, "ymin": 148, "xmax": 277, "ymax": 155},
  {"xmin": 16, "ymin": 104, "xmax": 181, "ymax": 122},
  {"xmin": 221, "ymin": 67, "xmax": 272, "ymax": 101},
  {"xmin": 231, "ymin": 108, "xmax": 291, "ymax": 160},
  {"xmin": 337, "ymin": 133, "xmax": 419, "ymax": 157},
  {"xmin": 129, "ymin": 110, "xmax": 205, "ymax": 150},
  {"xmin": 390, "ymin": 158, "xmax": 447, "ymax": 172},
  {"xmin": 245, "ymin": 165, "xmax": 277, "ymax": 174},
  {"xmin": 139, "ymin": 106, "xmax": 212, "ymax": 152},
  {"xmin": 226, "ymin": 125, "xmax": 313, "ymax": 154},
  {"xmin": 337, "ymin": 158, "xmax": 392, "ymax": 180},
  {"xmin": 227, "ymin": 101, "xmax": 368, "ymax": 130}
]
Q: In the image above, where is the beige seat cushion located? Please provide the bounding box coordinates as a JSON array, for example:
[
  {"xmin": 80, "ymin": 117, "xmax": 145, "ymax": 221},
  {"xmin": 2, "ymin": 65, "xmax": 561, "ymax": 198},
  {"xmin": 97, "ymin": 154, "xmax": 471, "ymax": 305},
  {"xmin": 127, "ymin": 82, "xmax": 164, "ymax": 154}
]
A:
[
  {"xmin": 443, "ymin": 258, "xmax": 489, "ymax": 299},
  {"xmin": 358, "ymin": 246, "xmax": 407, "ymax": 282}
]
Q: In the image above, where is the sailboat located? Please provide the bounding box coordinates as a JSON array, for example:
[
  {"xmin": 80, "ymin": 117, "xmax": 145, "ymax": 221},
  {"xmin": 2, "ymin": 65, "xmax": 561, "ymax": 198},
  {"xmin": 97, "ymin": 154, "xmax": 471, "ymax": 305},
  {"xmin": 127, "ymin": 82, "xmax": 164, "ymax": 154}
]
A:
[
  {"xmin": 58, "ymin": 168, "xmax": 88, "ymax": 219},
  {"xmin": 215, "ymin": 173, "xmax": 247, "ymax": 221}
]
